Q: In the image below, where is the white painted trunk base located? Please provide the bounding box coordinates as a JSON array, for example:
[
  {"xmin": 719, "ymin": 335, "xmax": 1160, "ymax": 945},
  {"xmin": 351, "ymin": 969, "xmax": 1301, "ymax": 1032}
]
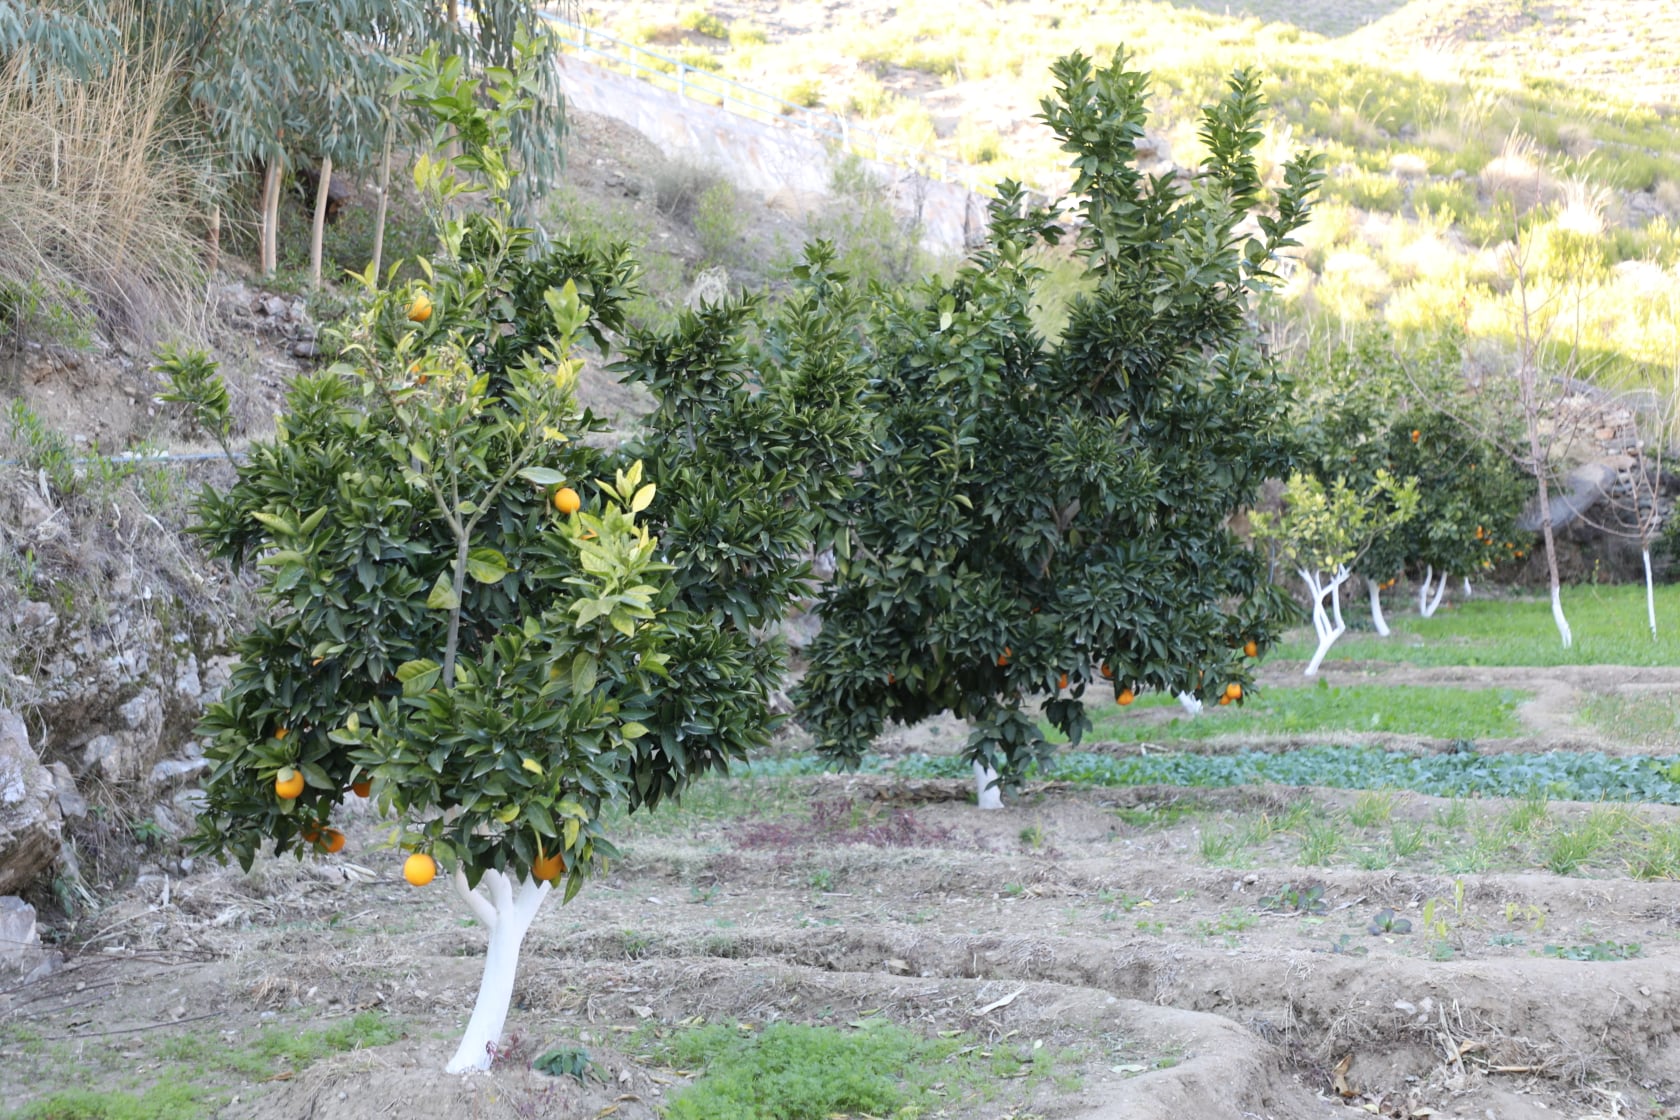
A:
[
  {"xmin": 446, "ymin": 868, "xmax": 552, "ymax": 1073},
  {"xmin": 1368, "ymin": 579, "xmax": 1390, "ymax": 637},
  {"xmin": 1462, "ymin": 577, "xmax": 1473, "ymax": 598},
  {"xmin": 974, "ymin": 762, "xmax": 1003, "ymax": 810},
  {"xmin": 1302, "ymin": 565, "xmax": 1350, "ymax": 676},
  {"xmin": 1176, "ymin": 693, "xmax": 1203, "ymax": 717},
  {"xmin": 1416, "ymin": 565, "xmax": 1447, "ymax": 619},
  {"xmin": 1551, "ymin": 585, "xmax": 1573, "ymax": 649},
  {"xmin": 1646, "ymin": 548, "xmax": 1658, "ymax": 640}
]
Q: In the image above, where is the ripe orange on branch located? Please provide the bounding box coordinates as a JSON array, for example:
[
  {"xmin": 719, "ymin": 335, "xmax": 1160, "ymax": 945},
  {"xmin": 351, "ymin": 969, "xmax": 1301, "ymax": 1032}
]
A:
[
  {"xmin": 1117, "ymin": 688, "xmax": 1135, "ymax": 706},
  {"xmin": 553, "ymin": 487, "xmax": 581, "ymax": 515},
  {"xmin": 1225, "ymin": 682, "xmax": 1243, "ymax": 701},
  {"xmin": 403, "ymin": 853, "xmax": 436, "ymax": 886},
  {"xmin": 1243, "ymin": 640, "xmax": 1258, "ymax": 658},
  {"xmin": 407, "ymin": 292, "xmax": 433, "ymax": 323},
  {"xmin": 532, "ymin": 850, "xmax": 565, "ymax": 883},
  {"xmin": 275, "ymin": 768, "xmax": 304, "ymax": 800}
]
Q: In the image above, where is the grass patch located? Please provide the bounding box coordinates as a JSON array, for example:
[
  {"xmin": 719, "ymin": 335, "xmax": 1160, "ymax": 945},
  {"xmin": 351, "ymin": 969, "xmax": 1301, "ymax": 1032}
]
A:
[
  {"xmin": 5, "ymin": 1085, "xmax": 208, "ymax": 1120},
  {"xmin": 646, "ymin": 1020, "xmax": 1069, "ymax": 1118},
  {"xmin": 1058, "ymin": 683, "xmax": 1526, "ymax": 744},
  {"xmin": 1274, "ymin": 585, "xmax": 1680, "ymax": 667}
]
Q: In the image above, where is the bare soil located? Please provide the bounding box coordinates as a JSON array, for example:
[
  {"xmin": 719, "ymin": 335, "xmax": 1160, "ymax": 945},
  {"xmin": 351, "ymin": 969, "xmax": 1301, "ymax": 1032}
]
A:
[{"xmin": 7, "ymin": 661, "xmax": 1680, "ymax": 1119}]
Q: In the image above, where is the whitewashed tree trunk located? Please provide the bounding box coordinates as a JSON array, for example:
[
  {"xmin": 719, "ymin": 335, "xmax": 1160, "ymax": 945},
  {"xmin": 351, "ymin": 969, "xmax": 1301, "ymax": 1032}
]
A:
[
  {"xmin": 1462, "ymin": 577, "xmax": 1473, "ymax": 598},
  {"xmin": 1644, "ymin": 547, "xmax": 1657, "ymax": 640},
  {"xmin": 445, "ymin": 867, "xmax": 551, "ymax": 1074},
  {"xmin": 973, "ymin": 761, "xmax": 1002, "ymax": 810},
  {"xmin": 1550, "ymin": 584, "xmax": 1573, "ymax": 649},
  {"xmin": 1416, "ymin": 565, "xmax": 1447, "ymax": 618},
  {"xmin": 1176, "ymin": 692, "xmax": 1203, "ymax": 716},
  {"xmin": 1302, "ymin": 565, "xmax": 1350, "ymax": 676},
  {"xmin": 1368, "ymin": 579, "xmax": 1390, "ymax": 637}
]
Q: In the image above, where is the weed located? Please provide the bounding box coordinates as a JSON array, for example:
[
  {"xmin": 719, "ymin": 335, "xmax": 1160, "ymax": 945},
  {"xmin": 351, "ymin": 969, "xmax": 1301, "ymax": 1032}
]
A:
[
  {"xmin": 1019, "ymin": 823, "xmax": 1045, "ymax": 849},
  {"xmin": 7, "ymin": 1084, "xmax": 209, "ymax": 1120},
  {"xmin": 1349, "ymin": 790, "xmax": 1397, "ymax": 828},
  {"xmin": 533, "ymin": 1045, "xmax": 596, "ymax": 1080},
  {"xmin": 1260, "ymin": 882, "xmax": 1327, "ymax": 914},
  {"xmin": 1390, "ymin": 821, "xmax": 1428, "ymax": 858},
  {"xmin": 1543, "ymin": 940, "xmax": 1642, "ymax": 961},
  {"xmin": 1297, "ymin": 819, "xmax": 1345, "ymax": 866},
  {"xmin": 1198, "ymin": 828, "xmax": 1243, "ymax": 865},
  {"xmin": 693, "ymin": 180, "xmax": 744, "ymax": 267}
]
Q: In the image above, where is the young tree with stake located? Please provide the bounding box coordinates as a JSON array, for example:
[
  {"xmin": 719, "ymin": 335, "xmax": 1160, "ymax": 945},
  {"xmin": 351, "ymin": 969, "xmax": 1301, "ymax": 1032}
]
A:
[
  {"xmin": 797, "ymin": 50, "xmax": 1323, "ymax": 806},
  {"xmin": 187, "ymin": 54, "xmax": 867, "ymax": 1073}
]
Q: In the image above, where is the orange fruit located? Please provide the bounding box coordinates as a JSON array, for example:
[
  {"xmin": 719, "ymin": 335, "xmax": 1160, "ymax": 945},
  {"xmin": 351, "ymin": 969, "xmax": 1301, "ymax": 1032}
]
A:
[
  {"xmin": 407, "ymin": 293, "xmax": 433, "ymax": 323},
  {"xmin": 1218, "ymin": 695, "xmax": 1231, "ymax": 706},
  {"xmin": 532, "ymin": 850, "xmax": 565, "ymax": 883},
  {"xmin": 996, "ymin": 646, "xmax": 1011, "ymax": 667},
  {"xmin": 350, "ymin": 778, "xmax": 372, "ymax": 798},
  {"xmin": 1100, "ymin": 663, "xmax": 1114, "ymax": 680},
  {"xmin": 1410, "ymin": 429, "xmax": 1420, "ymax": 442},
  {"xmin": 321, "ymin": 829, "xmax": 345, "ymax": 854},
  {"xmin": 301, "ymin": 824, "xmax": 321, "ymax": 844},
  {"xmin": 1225, "ymin": 682, "xmax": 1242, "ymax": 701},
  {"xmin": 1058, "ymin": 673, "xmax": 1069, "ymax": 691},
  {"xmin": 553, "ymin": 487, "xmax": 581, "ymax": 515},
  {"xmin": 275, "ymin": 768, "xmax": 305, "ymax": 800},
  {"xmin": 403, "ymin": 853, "xmax": 436, "ymax": 886},
  {"xmin": 1243, "ymin": 640, "xmax": 1258, "ymax": 658},
  {"xmin": 1117, "ymin": 688, "xmax": 1135, "ymax": 706},
  {"xmin": 274, "ymin": 727, "xmax": 288, "ymax": 740}
]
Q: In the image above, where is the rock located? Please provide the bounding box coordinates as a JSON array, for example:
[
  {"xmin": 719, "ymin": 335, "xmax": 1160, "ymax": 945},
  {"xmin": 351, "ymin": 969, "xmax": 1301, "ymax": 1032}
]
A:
[
  {"xmin": 175, "ymin": 654, "xmax": 202, "ymax": 703},
  {"xmin": 0, "ymin": 896, "xmax": 56, "ymax": 982},
  {"xmin": 289, "ymin": 339, "xmax": 318, "ymax": 359},
  {"xmin": 1519, "ymin": 461, "xmax": 1615, "ymax": 531},
  {"xmin": 83, "ymin": 689, "xmax": 167, "ymax": 781},
  {"xmin": 48, "ymin": 762, "xmax": 86, "ymax": 819},
  {"xmin": 12, "ymin": 601, "xmax": 58, "ymax": 633},
  {"xmin": 150, "ymin": 756, "xmax": 209, "ymax": 787},
  {"xmin": 0, "ymin": 711, "xmax": 62, "ymax": 895},
  {"xmin": 262, "ymin": 295, "xmax": 288, "ymax": 319},
  {"xmin": 684, "ymin": 267, "xmax": 731, "ymax": 308}
]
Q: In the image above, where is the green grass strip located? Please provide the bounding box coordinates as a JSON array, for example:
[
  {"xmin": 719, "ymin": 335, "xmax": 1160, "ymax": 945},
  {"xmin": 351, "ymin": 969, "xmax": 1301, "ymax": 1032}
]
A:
[{"xmin": 1060, "ymin": 683, "xmax": 1526, "ymax": 743}]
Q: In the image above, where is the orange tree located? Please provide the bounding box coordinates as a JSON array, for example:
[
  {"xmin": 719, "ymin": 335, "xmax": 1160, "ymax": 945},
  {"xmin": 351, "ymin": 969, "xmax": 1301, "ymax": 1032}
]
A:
[
  {"xmin": 795, "ymin": 50, "xmax": 1324, "ymax": 806},
  {"xmin": 185, "ymin": 53, "xmax": 867, "ymax": 1072}
]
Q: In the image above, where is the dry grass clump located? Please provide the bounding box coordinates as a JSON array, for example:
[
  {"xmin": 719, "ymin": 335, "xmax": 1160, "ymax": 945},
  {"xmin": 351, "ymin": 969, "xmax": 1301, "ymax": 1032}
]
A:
[{"xmin": 0, "ymin": 39, "xmax": 212, "ymax": 348}]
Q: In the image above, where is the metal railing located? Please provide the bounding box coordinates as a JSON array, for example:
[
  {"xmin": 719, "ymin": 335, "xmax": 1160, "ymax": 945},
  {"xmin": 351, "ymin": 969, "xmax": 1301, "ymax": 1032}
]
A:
[{"xmin": 533, "ymin": 9, "xmax": 981, "ymax": 191}]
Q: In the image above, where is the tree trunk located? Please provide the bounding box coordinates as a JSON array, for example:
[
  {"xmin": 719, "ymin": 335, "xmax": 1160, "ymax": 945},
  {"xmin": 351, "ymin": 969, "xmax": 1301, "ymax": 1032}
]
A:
[
  {"xmin": 1368, "ymin": 579, "xmax": 1389, "ymax": 637},
  {"xmin": 308, "ymin": 155, "xmax": 333, "ymax": 289},
  {"xmin": 371, "ymin": 117, "xmax": 395, "ymax": 279},
  {"xmin": 1533, "ymin": 469, "xmax": 1572, "ymax": 648},
  {"xmin": 259, "ymin": 160, "xmax": 282, "ymax": 277},
  {"xmin": 446, "ymin": 868, "xmax": 551, "ymax": 1073},
  {"xmin": 1303, "ymin": 566, "xmax": 1349, "ymax": 676},
  {"xmin": 973, "ymin": 761, "xmax": 1002, "ymax": 810},
  {"xmin": 207, "ymin": 204, "xmax": 221, "ymax": 275},
  {"xmin": 1176, "ymin": 693, "xmax": 1203, "ymax": 717},
  {"xmin": 1462, "ymin": 577, "xmax": 1473, "ymax": 598},
  {"xmin": 1419, "ymin": 569, "xmax": 1447, "ymax": 619},
  {"xmin": 1645, "ymin": 547, "xmax": 1657, "ymax": 640}
]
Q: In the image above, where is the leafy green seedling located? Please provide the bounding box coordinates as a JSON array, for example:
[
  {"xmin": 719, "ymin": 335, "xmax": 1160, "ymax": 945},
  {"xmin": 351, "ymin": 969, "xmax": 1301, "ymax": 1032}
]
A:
[
  {"xmin": 1368, "ymin": 908, "xmax": 1412, "ymax": 935},
  {"xmin": 1260, "ymin": 882, "xmax": 1327, "ymax": 914},
  {"xmin": 534, "ymin": 1046, "xmax": 596, "ymax": 1080}
]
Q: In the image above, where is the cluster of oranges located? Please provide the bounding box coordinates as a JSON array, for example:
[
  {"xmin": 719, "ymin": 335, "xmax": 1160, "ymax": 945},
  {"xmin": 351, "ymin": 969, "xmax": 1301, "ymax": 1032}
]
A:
[{"xmin": 272, "ymin": 736, "xmax": 379, "ymax": 857}]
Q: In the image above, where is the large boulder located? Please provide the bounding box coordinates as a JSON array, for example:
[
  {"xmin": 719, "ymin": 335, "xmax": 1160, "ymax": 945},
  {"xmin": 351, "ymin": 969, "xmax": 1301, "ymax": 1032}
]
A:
[{"xmin": 0, "ymin": 709, "xmax": 62, "ymax": 895}]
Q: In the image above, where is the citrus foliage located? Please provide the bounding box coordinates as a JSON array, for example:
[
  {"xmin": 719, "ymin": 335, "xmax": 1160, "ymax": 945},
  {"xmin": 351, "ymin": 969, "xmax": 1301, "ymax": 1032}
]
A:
[
  {"xmin": 1292, "ymin": 330, "xmax": 1530, "ymax": 585},
  {"xmin": 796, "ymin": 49, "xmax": 1324, "ymax": 784},
  {"xmin": 187, "ymin": 54, "xmax": 866, "ymax": 894},
  {"xmin": 1252, "ymin": 471, "xmax": 1421, "ymax": 579}
]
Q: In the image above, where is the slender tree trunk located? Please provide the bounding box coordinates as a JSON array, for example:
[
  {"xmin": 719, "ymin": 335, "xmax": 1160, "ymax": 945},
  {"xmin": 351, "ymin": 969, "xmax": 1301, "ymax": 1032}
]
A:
[
  {"xmin": 207, "ymin": 204, "xmax": 221, "ymax": 275},
  {"xmin": 371, "ymin": 117, "xmax": 395, "ymax": 279},
  {"xmin": 1176, "ymin": 692, "xmax": 1203, "ymax": 717},
  {"xmin": 259, "ymin": 160, "xmax": 282, "ymax": 277},
  {"xmin": 446, "ymin": 868, "xmax": 550, "ymax": 1073},
  {"xmin": 1368, "ymin": 579, "xmax": 1390, "ymax": 637},
  {"xmin": 1532, "ymin": 464, "xmax": 1572, "ymax": 648},
  {"xmin": 1645, "ymin": 546, "xmax": 1658, "ymax": 640},
  {"xmin": 973, "ymin": 761, "xmax": 1002, "ymax": 810},
  {"xmin": 308, "ymin": 156, "xmax": 333, "ymax": 289},
  {"xmin": 1462, "ymin": 577, "xmax": 1473, "ymax": 598},
  {"xmin": 1419, "ymin": 569, "xmax": 1447, "ymax": 619}
]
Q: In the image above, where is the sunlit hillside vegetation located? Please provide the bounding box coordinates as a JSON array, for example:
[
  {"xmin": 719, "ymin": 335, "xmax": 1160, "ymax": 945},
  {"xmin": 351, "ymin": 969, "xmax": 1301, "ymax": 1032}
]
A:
[{"xmin": 580, "ymin": 0, "xmax": 1680, "ymax": 388}]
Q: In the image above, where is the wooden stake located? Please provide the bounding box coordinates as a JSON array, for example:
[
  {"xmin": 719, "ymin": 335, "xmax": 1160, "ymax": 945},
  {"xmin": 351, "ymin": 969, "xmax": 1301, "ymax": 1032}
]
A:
[{"xmin": 371, "ymin": 116, "xmax": 395, "ymax": 280}]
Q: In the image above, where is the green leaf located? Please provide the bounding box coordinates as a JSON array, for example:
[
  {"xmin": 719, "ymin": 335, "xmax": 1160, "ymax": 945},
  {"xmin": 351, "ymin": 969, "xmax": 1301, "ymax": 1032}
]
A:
[
  {"xmin": 620, "ymin": 722, "xmax": 649, "ymax": 740},
  {"xmin": 629, "ymin": 483, "xmax": 656, "ymax": 513},
  {"xmin": 571, "ymin": 652, "xmax": 598, "ymax": 695},
  {"xmin": 518, "ymin": 467, "xmax": 567, "ymax": 486},
  {"xmin": 467, "ymin": 547, "xmax": 511, "ymax": 584},
  {"xmin": 397, "ymin": 659, "xmax": 442, "ymax": 697},
  {"xmin": 522, "ymin": 757, "xmax": 543, "ymax": 776},
  {"xmin": 427, "ymin": 573, "xmax": 461, "ymax": 610}
]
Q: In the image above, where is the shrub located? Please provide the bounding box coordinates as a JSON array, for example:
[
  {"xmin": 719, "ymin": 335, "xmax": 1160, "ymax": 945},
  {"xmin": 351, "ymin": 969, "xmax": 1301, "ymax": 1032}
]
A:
[{"xmin": 693, "ymin": 180, "xmax": 744, "ymax": 267}]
